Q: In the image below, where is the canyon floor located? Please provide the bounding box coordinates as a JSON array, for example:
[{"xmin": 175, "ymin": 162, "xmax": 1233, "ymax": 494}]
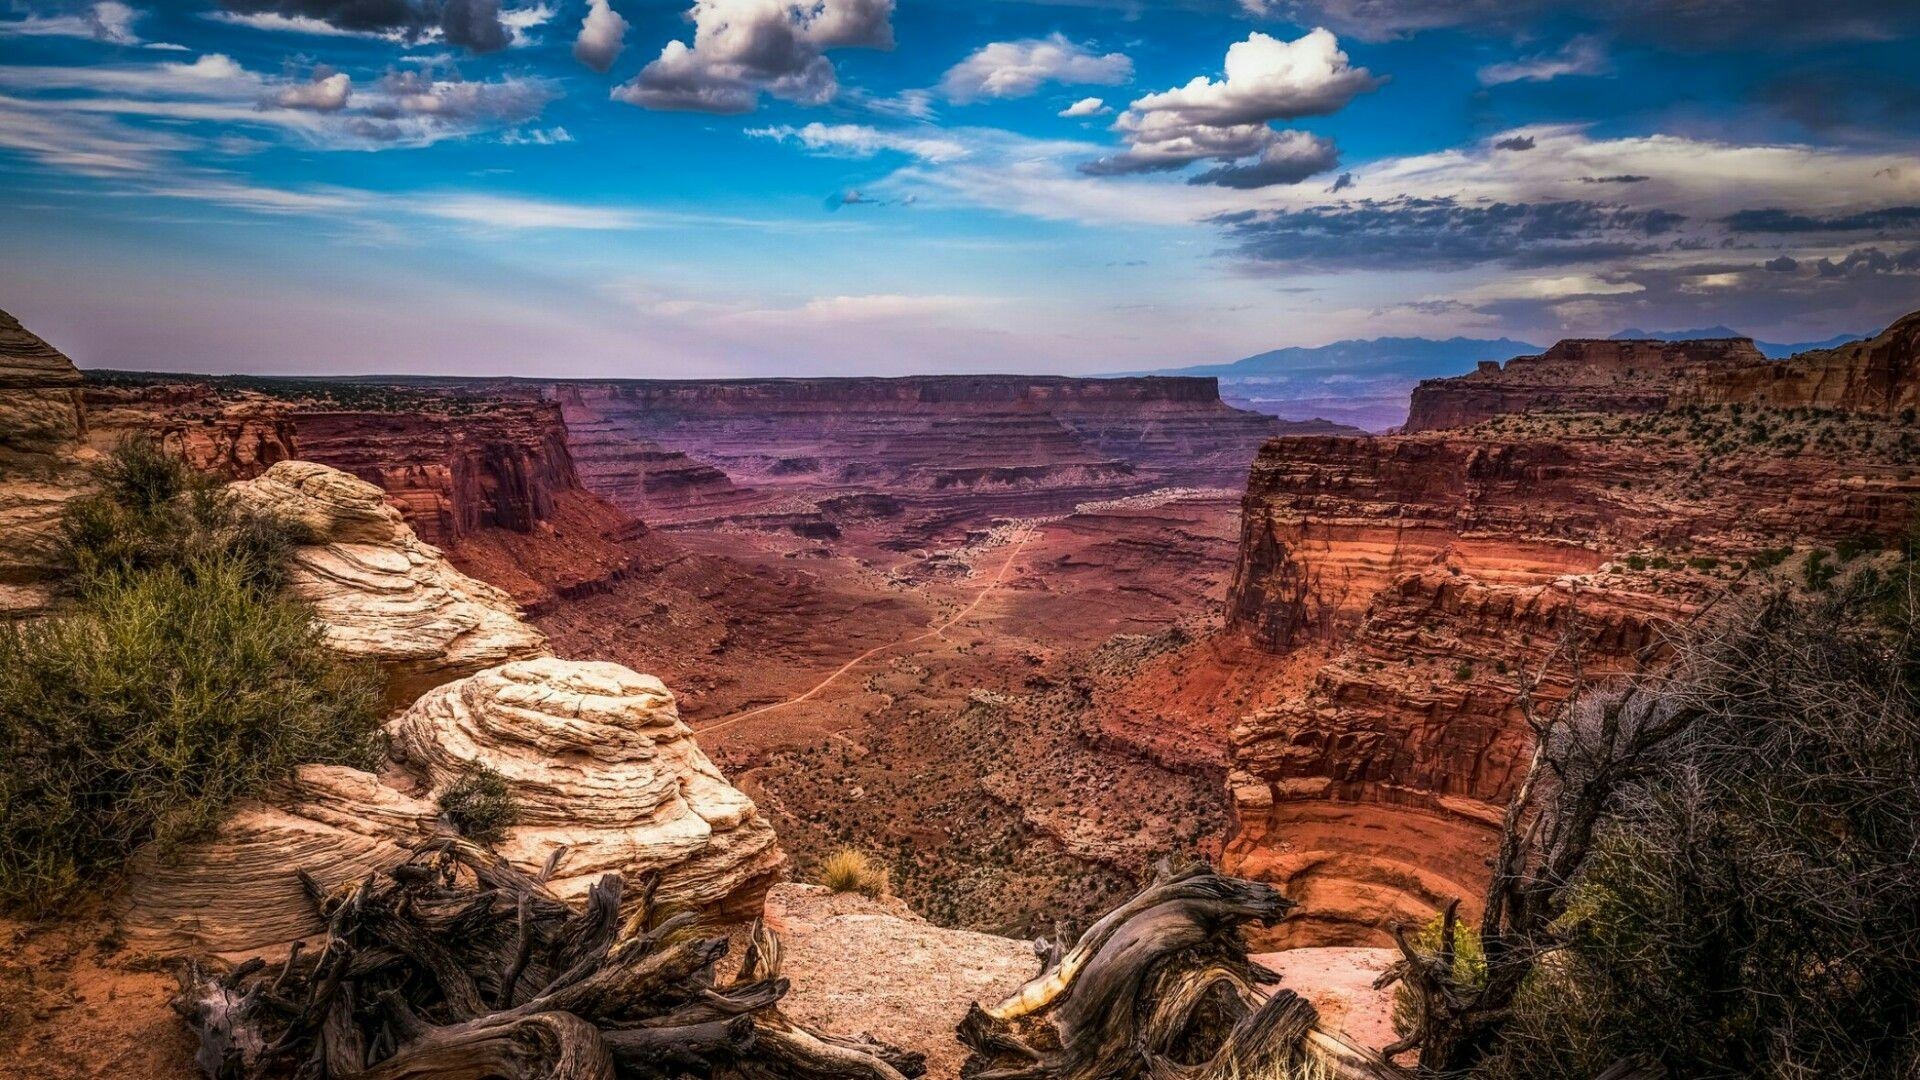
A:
[{"xmin": 507, "ymin": 487, "xmax": 1309, "ymax": 938}]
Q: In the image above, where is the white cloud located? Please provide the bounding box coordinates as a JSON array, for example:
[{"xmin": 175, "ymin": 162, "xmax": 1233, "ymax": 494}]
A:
[
  {"xmin": 938, "ymin": 34, "xmax": 1131, "ymax": 103},
  {"xmin": 1084, "ymin": 28, "xmax": 1374, "ymax": 183},
  {"xmin": 1189, "ymin": 129, "xmax": 1338, "ymax": 188},
  {"xmin": 418, "ymin": 193, "xmax": 642, "ymax": 229},
  {"xmin": 0, "ymin": 1, "xmax": 143, "ymax": 45},
  {"xmin": 1478, "ymin": 35, "xmax": 1609, "ymax": 85},
  {"xmin": 748, "ymin": 121, "xmax": 968, "ymax": 163},
  {"xmin": 1060, "ymin": 96, "xmax": 1109, "ymax": 118},
  {"xmin": 572, "ymin": 0, "xmax": 627, "ymax": 72},
  {"xmin": 270, "ymin": 70, "xmax": 351, "ymax": 112},
  {"xmin": 614, "ymin": 0, "xmax": 893, "ymax": 114}
]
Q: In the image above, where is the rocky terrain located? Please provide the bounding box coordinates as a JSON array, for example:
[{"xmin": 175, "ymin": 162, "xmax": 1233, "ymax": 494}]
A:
[
  {"xmin": 1220, "ymin": 311, "xmax": 1920, "ymax": 947},
  {"xmin": 0, "ymin": 310, "xmax": 93, "ymax": 614},
  {"xmin": 1406, "ymin": 313, "xmax": 1920, "ymax": 433}
]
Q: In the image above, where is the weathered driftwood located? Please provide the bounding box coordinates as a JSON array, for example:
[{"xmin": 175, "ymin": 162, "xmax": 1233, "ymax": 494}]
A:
[
  {"xmin": 955, "ymin": 858, "xmax": 1330, "ymax": 1080},
  {"xmin": 173, "ymin": 837, "xmax": 921, "ymax": 1080}
]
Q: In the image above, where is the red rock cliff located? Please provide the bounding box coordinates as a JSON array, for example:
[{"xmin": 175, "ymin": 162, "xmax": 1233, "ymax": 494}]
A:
[{"xmin": 1224, "ymin": 314, "xmax": 1920, "ymax": 946}]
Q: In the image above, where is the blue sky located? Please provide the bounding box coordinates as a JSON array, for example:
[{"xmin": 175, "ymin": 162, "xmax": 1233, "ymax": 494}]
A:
[{"xmin": 2, "ymin": 0, "xmax": 1918, "ymax": 376}]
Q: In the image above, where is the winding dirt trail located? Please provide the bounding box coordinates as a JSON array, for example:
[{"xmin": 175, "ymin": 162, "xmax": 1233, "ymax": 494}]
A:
[{"xmin": 694, "ymin": 524, "xmax": 1037, "ymax": 737}]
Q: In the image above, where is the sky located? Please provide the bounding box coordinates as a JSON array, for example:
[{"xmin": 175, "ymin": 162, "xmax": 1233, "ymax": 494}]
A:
[{"xmin": 2, "ymin": 0, "xmax": 1919, "ymax": 377}]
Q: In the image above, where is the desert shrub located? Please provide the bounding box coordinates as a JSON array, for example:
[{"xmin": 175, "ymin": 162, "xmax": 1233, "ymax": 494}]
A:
[
  {"xmin": 817, "ymin": 848, "xmax": 890, "ymax": 899},
  {"xmin": 438, "ymin": 764, "xmax": 519, "ymax": 845},
  {"xmin": 0, "ymin": 441, "xmax": 382, "ymax": 913},
  {"xmin": 1392, "ymin": 914, "xmax": 1486, "ymax": 1039},
  {"xmin": 59, "ymin": 436, "xmax": 304, "ymax": 593},
  {"xmin": 1475, "ymin": 575, "xmax": 1920, "ymax": 1079}
]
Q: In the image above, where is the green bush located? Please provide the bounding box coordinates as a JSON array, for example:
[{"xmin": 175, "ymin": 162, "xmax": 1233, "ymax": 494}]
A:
[
  {"xmin": 1391, "ymin": 913, "xmax": 1486, "ymax": 1039},
  {"xmin": 438, "ymin": 764, "xmax": 520, "ymax": 845},
  {"xmin": 1475, "ymin": 577, "xmax": 1920, "ymax": 1079},
  {"xmin": 0, "ymin": 440, "xmax": 382, "ymax": 913}
]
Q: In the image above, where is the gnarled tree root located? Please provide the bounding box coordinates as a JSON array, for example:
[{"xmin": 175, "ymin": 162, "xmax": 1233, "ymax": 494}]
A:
[
  {"xmin": 955, "ymin": 857, "xmax": 1341, "ymax": 1080},
  {"xmin": 173, "ymin": 837, "xmax": 922, "ymax": 1080}
]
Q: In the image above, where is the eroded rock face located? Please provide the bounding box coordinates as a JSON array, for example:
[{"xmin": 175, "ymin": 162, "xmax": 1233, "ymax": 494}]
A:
[
  {"xmin": 1672, "ymin": 310, "xmax": 1920, "ymax": 415},
  {"xmin": 121, "ymin": 765, "xmax": 439, "ymax": 956},
  {"xmin": 1224, "ymin": 349, "xmax": 1920, "ymax": 946},
  {"xmin": 388, "ymin": 657, "xmax": 787, "ymax": 913},
  {"xmin": 228, "ymin": 461, "xmax": 551, "ymax": 706},
  {"xmin": 0, "ymin": 309, "xmax": 90, "ymax": 614},
  {"xmin": 1404, "ymin": 337, "xmax": 1766, "ymax": 433}
]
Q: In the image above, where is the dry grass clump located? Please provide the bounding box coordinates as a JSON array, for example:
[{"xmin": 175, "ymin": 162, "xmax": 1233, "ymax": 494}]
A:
[{"xmin": 817, "ymin": 848, "xmax": 890, "ymax": 899}]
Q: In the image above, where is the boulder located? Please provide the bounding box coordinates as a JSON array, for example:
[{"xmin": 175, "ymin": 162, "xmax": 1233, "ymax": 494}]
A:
[
  {"xmin": 0, "ymin": 309, "xmax": 91, "ymax": 614},
  {"xmin": 120, "ymin": 765, "xmax": 438, "ymax": 956},
  {"xmin": 228, "ymin": 461, "xmax": 552, "ymax": 706},
  {"xmin": 389, "ymin": 657, "xmax": 787, "ymax": 914}
]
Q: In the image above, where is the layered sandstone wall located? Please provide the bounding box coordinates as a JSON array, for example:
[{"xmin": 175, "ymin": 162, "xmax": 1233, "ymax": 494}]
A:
[
  {"xmin": 1223, "ymin": 330, "xmax": 1920, "ymax": 945},
  {"xmin": 1671, "ymin": 310, "xmax": 1920, "ymax": 414},
  {"xmin": 85, "ymin": 384, "xmax": 581, "ymax": 547},
  {"xmin": 0, "ymin": 310, "xmax": 91, "ymax": 612},
  {"xmin": 1405, "ymin": 337, "xmax": 1764, "ymax": 432}
]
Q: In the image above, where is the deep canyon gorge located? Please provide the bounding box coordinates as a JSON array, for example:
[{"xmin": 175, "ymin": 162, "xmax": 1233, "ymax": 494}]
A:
[{"xmin": 4, "ymin": 306, "xmax": 1920, "ymax": 1078}]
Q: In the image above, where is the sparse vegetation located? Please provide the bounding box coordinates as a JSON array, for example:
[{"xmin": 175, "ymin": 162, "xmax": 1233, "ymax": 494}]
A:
[
  {"xmin": 437, "ymin": 763, "xmax": 520, "ymax": 845},
  {"xmin": 1390, "ymin": 558, "xmax": 1920, "ymax": 1079},
  {"xmin": 817, "ymin": 848, "xmax": 890, "ymax": 899},
  {"xmin": 0, "ymin": 439, "xmax": 383, "ymax": 913}
]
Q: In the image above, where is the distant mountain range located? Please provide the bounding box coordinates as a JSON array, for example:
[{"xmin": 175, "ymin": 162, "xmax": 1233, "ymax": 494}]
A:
[
  {"xmin": 1130, "ymin": 336, "xmax": 1543, "ymax": 433},
  {"xmin": 1140, "ymin": 328, "xmax": 1869, "ymax": 432},
  {"xmin": 1610, "ymin": 327, "xmax": 1868, "ymax": 359}
]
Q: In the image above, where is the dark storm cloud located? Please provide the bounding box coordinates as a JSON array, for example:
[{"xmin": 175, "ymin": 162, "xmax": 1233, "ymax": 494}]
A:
[
  {"xmin": 1211, "ymin": 197, "xmax": 1684, "ymax": 271},
  {"xmin": 1723, "ymin": 206, "xmax": 1920, "ymax": 233},
  {"xmin": 1581, "ymin": 174, "xmax": 1649, "ymax": 183},
  {"xmin": 1814, "ymin": 246, "xmax": 1920, "ymax": 277},
  {"xmin": 1186, "ymin": 133, "xmax": 1341, "ymax": 189},
  {"xmin": 218, "ymin": 0, "xmax": 511, "ymax": 53},
  {"xmin": 1760, "ymin": 69, "xmax": 1920, "ymax": 137},
  {"xmin": 1765, "ymin": 256, "xmax": 1799, "ymax": 272},
  {"xmin": 1494, "ymin": 135, "xmax": 1535, "ymax": 151},
  {"xmin": 1269, "ymin": 0, "xmax": 1920, "ymax": 46}
]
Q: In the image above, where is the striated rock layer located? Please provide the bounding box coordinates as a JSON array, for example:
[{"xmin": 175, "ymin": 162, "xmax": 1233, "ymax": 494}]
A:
[
  {"xmin": 228, "ymin": 461, "xmax": 552, "ymax": 707},
  {"xmin": 0, "ymin": 309, "xmax": 92, "ymax": 612},
  {"xmin": 121, "ymin": 766, "xmax": 439, "ymax": 957},
  {"xmin": 540, "ymin": 375, "xmax": 1344, "ymax": 537},
  {"xmin": 1226, "ymin": 315, "xmax": 1920, "ymax": 946},
  {"xmin": 388, "ymin": 657, "xmax": 787, "ymax": 913},
  {"xmin": 1671, "ymin": 309, "xmax": 1920, "ymax": 415},
  {"xmin": 86, "ymin": 381, "xmax": 580, "ymax": 548}
]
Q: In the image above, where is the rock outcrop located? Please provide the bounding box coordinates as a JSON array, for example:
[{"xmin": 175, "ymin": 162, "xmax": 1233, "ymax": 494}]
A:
[
  {"xmin": 228, "ymin": 461, "xmax": 551, "ymax": 706},
  {"xmin": 120, "ymin": 765, "xmax": 439, "ymax": 956},
  {"xmin": 1671, "ymin": 309, "xmax": 1920, "ymax": 415},
  {"xmin": 1408, "ymin": 313, "xmax": 1920, "ymax": 433},
  {"xmin": 1405, "ymin": 337, "xmax": 1764, "ymax": 432},
  {"xmin": 1225, "ymin": 313, "xmax": 1920, "ymax": 946},
  {"xmin": 86, "ymin": 381, "xmax": 581, "ymax": 548},
  {"xmin": 388, "ymin": 657, "xmax": 787, "ymax": 912},
  {"xmin": 0, "ymin": 309, "xmax": 90, "ymax": 613}
]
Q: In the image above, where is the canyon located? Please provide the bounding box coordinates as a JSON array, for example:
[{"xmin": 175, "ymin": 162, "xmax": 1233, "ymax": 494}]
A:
[
  {"xmin": 7, "ymin": 304, "xmax": 1920, "ymax": 1078},
  {"xmin": 1223, "ymin": 313, "xmax": 1920, "ymax": 946}
]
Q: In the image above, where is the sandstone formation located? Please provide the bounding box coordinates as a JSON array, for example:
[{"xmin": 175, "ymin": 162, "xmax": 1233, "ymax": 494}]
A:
[
  {"xmin": 87, "ymin": 380, "xmax": 581, "ymax": 548},
  {"xmin": 1225, "ymin": 311, "xmax": 1920, "ymax": 947},
  {"xmin": 1404, "ymin": 337, "xmax": 1764, "ymax": 432},
  {"xmin": 120, "ymin": 765, "xmax": 439, "ymax": 956},
  {"xmin": 543, "ymin": 376, "xmax": 1348, "ymax": 540},
  {"xmin": 123, "ymin": 656, "xmax": 788, "ymax": 957},
  {"xmin": 763, "ymin": 883, "xmax": 1037, "ymax": 1078},
  {"xmin": 388, "ymin": 657, "xmax": 787, "ymax": 912},
  {"xmin": 228, "ymin": 461, "xmax": 551, "ymax": 706},
  {"xmin": 0, "ymin": 309, "xmax": 90, "ymax": 613},
  {"xmin": 1408, "ymin": 313, "xmax": 1920, "ymax": 432},
  {"xmin": 1671, "ymin": 309, "xmax": 1920, "ymax": 414}
]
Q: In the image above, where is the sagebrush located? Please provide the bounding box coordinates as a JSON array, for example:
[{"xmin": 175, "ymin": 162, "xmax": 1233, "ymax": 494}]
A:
[{"xmin": 0, "ymin": 439, "xmax": 383, "ymax": 913}]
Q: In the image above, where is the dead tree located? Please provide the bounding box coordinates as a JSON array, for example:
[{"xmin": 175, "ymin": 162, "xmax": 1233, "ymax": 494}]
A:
[
  {"xmin": 174, "ymin": 837, "xmax": 922, "ymax": 1080},
  {"xmin": 1375, "ymin": 592, "xmax": 1719, "ymax": 1076},
  {"xmin": 956, "ymin": 857, "xmax": 1333, "ymax": 1080}
]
